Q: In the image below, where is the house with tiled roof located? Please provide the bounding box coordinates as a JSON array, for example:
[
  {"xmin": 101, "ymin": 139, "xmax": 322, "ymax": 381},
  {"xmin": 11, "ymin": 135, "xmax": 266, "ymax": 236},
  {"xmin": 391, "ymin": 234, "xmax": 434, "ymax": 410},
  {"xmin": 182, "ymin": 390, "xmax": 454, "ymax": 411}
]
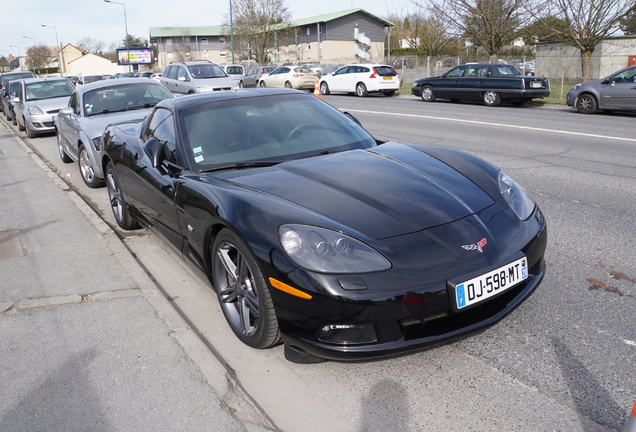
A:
[{"xmin": 149, "ymin": 9, "xmax": 393, "ymax": 69}]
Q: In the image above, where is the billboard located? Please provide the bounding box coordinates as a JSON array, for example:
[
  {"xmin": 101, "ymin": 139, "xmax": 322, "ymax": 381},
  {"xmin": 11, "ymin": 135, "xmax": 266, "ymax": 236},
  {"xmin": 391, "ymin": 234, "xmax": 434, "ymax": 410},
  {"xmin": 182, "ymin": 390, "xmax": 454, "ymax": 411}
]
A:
[{"xmin": 117, "ymin": 48, "xmax": 153, "ymax": 65}]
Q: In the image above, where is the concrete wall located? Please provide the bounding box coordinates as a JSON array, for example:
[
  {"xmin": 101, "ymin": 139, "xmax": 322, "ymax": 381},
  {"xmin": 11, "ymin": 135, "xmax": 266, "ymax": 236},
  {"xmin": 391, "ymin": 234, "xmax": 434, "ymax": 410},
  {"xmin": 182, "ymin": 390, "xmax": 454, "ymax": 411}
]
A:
[{"xmin": 536, "ymin": 37, "xmax": 636, "ymax": 81}]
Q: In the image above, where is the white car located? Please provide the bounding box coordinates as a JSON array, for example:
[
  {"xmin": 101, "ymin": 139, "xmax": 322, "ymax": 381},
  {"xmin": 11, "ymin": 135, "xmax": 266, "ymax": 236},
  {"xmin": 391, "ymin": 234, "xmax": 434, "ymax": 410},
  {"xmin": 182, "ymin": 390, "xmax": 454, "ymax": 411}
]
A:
[
  {"xmin": 259, "ymin": 66, "xmax": 318, "ymax": 90},
  {"xmin": 319, "ymin": 63, "xmax": 400, "ymax": 97}
]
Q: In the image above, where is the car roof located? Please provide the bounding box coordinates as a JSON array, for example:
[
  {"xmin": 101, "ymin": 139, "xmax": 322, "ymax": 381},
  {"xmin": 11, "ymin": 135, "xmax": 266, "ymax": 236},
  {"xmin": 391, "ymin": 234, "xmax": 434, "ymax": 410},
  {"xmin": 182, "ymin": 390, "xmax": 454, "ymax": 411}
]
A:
[
  {"xmin": 74, "ymin": 78, "xmax": 165, "ymax": 93},
  {"xmin": 20, "ymin": 76, "xmax": 71, "ymax": 84}
]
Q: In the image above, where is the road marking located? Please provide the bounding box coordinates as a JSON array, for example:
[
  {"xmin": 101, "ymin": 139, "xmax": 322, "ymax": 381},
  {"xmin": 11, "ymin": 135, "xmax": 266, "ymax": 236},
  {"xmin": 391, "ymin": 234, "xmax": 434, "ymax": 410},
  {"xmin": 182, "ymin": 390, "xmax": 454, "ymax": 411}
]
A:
[{"xmin": 345, "ymin": 109, "xmax": 636, "ymax": 143}]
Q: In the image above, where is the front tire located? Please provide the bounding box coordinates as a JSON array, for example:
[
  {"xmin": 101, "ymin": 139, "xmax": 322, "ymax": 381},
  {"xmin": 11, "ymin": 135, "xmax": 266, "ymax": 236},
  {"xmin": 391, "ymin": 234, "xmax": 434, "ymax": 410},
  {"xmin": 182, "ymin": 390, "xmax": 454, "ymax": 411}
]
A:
[
  {"xmin": 319, "ymin": 81, "xmax": 330, "ymax": 95},
  {"xmin": 421, "ymin": 85, "xmax": 435, "ymax": 102},
  {"xmin": 18, "ymin": 117, "xmax": 25, "ymax": 131},
  {"xmin": 79, "ymin": 145, "xmax": 104, "ymax": 188},
  {"xmin": 105, "ymin": 161, "xmax": 139, "ymax": 230},
  {"xmin": 239, "ymin": 80, "xmax": 244, "ymax": 88},
  {"xmin": 355, "ymin": 82, "xmax": 368, "ymax": 97},
  {"xmin": 576, "ymin": 94, "xmax": 597, "ymax": 114},
  {"xmin": 259, "ymin": 80, "xmax": 266, "ymax": 88},
  {"xmin": 212, "ymin": 229, "xmax": 281, "ymax": 349},
  {"xmin": 483, "ymin": 91, "xmax": 501, "ymax": 107}
]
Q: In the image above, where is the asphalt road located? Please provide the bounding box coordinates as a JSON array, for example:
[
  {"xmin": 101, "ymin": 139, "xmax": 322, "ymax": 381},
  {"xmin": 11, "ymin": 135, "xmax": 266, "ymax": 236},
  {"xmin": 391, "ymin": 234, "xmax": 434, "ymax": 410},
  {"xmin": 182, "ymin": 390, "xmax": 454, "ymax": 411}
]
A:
[{"xmin": 9, "ymin": 93, "xmax": 636, "ymax": 431}]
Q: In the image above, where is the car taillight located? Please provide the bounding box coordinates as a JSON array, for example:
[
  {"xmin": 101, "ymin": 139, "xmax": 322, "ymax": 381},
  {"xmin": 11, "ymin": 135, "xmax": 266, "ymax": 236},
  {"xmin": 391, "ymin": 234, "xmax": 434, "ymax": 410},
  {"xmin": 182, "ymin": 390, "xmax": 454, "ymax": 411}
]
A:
[
  {"xmin": 293, "ymin": 74, "xmax": 302, "ymax": 78},
  {"xmin": 370, "ymin": 68, "xmax": 378, "ymax": 79}
]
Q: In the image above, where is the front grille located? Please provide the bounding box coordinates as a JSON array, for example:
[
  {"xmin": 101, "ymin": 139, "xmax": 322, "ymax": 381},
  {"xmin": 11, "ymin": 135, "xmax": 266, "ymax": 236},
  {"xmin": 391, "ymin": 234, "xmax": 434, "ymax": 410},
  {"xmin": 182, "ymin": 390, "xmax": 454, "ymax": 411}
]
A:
[
  {"xmin": 213, "ymin": 87, "xmax": 232, "ymax": 91},
  {"xmin": 46, "ymin": 109, "xmax": 60, "ymax": 114}
]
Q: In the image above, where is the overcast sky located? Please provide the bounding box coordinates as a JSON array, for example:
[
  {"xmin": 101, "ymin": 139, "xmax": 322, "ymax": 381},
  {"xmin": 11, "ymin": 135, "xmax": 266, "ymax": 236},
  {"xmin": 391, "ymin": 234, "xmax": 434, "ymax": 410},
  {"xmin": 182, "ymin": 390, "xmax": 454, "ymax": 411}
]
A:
[{"xmin": 2, "ymin": 0, "xmax": 408, "ymax": 57}]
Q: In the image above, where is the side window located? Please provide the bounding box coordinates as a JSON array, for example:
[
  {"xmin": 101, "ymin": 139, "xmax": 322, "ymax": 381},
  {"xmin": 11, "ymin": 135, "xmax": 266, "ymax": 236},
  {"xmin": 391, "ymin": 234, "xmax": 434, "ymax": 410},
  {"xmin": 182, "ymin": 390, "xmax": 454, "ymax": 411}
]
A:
[
  {"xmin": 15, "ymin": 83, "xmax": 23, "ymax": 100},
  {"xmin": 247, "ymin": 68, "xmax": 256, "ymax": 77},
  {"xmin": 335, "ymin": 67, "xmax": 349, "ymax": 75},
  {"xmin": 177, "ymin": 66, "xmax": 188, "ymax": 81},
  {"xmin": 446, "ymin": 66, "xmax": 467, "ymax": 77},
  {"xmin": 69, "ymin": 92, "xmax": 79, "ymax": 114},
  {"xmin": 142, "ymin": 108, "xmax": 177, "ymax": 164}
]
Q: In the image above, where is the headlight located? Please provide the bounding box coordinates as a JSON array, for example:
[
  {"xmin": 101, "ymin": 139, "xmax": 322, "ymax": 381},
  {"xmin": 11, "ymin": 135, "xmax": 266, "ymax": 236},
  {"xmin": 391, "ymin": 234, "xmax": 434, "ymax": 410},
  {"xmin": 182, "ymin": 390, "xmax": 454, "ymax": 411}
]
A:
[
  {"xmin": 498, "ymin": 171, "xmax": 535, "ymax": 220},
  {"xmin": 197, "ymin": 87, "xmax": 212, "ymax": 93},
  {"xmin": 569, "ymin": 84, "xmax": 581, "ymax": 92},
  {"xmin": 279, "ymin": 225, "xmax": 391, "ymax": 274},
  {"xmin": 28, "ymin": 106, "xmax": 45, "ymax": 115}
]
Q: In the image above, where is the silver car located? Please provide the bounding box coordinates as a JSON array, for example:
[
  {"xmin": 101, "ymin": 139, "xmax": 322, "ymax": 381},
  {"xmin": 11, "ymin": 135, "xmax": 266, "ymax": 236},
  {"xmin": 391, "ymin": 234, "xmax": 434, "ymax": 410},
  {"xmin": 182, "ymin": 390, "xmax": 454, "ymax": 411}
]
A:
[
  {"xmin": 161, "ymin": 61, "xmax": 237, "ymax": 94},
  {"xmin": 13, "ymin": 77, "xmax": 75, "ymax": 138},
  {"xmin": 566, "ymin": 65, "xmax": 636, "ymax": 114},
  {"xmin": 220, "ymin": 64, "xmax": 246, "ymax": 87},
  {"xmin": 55, "ymin": 78, "xmax": 173, "ymax": 188}
]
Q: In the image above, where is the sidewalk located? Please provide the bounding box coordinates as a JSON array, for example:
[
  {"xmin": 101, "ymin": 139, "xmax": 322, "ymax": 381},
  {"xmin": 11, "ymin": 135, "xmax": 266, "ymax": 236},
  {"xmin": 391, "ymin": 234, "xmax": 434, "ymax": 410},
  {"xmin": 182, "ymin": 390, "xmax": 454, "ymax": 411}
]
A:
[{"xmin": 0, "ymin": 123, "xmax": 275, "ymax": 431}]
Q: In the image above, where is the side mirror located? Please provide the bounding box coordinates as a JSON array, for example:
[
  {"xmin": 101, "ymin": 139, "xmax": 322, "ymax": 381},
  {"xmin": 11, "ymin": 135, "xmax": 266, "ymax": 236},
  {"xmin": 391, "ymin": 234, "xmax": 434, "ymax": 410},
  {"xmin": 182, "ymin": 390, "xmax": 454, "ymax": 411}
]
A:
[
  {"xmin": 177, "ymin": 76, "xmax": 187, "ymax": 81},
  {"xmin": 601, "ymin": 79, "xmax": 610, "ymax": 85},
  {"xmin": 59, "ymin": 107, "xmax": 73, "ymax": 116},
  {"xmin": 12, "ymin": 96, "xmax": 20, "ymax": 103},
  {"xmin": 144, "ymin": 137, "xmax": 164, "ymax": 168}
]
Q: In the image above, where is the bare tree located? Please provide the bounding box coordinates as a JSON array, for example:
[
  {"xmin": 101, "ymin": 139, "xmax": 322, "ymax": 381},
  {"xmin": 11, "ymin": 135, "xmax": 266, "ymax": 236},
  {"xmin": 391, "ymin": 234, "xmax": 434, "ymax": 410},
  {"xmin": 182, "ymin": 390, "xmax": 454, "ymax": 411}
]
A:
[
  {"xmin": 527, "ymin": 0, "xmax": 636, "ymax": 80},
  {"xmin": 26, "ymin": 45, "xmax": 52, "ymax": 72},
  {"xmin": 76, "ymin": 37, "xmax": 106, "ymax": 54},
  {"xmin": 424, "ymin": 0, "xmax": 528, "ymax": 62},
  {"xmin": 224, "ymin": 0, "xmax": 293, "ymax": 64}
]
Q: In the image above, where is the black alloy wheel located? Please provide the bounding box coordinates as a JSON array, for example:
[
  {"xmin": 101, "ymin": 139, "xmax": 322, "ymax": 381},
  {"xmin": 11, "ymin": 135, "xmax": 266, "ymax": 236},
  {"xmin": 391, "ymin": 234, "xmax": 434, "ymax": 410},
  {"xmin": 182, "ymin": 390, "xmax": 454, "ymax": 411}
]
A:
[
  {"xmin": 105, "ymin": 161, "xmax": 139, "ymax": 230},
  {"xmin": 212, "ymin": 229, "xmax": 280, "ymax": 349}
]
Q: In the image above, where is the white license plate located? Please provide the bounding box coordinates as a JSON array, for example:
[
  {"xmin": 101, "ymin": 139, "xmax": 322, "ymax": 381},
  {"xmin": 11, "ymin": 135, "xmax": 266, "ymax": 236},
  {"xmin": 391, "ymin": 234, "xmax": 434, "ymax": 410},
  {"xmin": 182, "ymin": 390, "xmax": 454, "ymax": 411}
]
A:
[
  {"xmin": 530, "ymin": 81, "xmax": 542, "ymax": 88},
  {"xmin": 454, "ymin": 257, "xmax": 528, "ymax": 309}
]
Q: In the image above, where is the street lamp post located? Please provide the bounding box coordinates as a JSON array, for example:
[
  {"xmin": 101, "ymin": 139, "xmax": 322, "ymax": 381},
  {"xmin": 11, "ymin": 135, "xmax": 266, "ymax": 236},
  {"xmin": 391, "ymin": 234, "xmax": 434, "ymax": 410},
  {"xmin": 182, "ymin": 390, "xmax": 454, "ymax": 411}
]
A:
[
  {"xmin": 41, "ymin": 25, "xmax": 63, "ymax": 75},
  {"xmin": 9, "ymin": 45, "xmax": 22, "ymax": 71},
  {"xmin": 104, "ymin": 0, "xmax": 131, "ymax": 73}
]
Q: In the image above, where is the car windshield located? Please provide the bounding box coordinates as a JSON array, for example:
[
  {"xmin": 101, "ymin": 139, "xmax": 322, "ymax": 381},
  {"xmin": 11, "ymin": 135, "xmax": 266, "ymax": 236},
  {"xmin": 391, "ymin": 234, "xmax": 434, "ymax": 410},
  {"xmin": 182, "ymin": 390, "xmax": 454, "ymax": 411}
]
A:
[
  {"xmin": 179, "ymin": 93, "xmax": 377, "ymax": 170},
  {"xmin": 25, "ymin": 80, "xmax": 75, "ymax": 101},
  {"xmin": 83, "ymin": 83, "xmax": 173, "ymax": 116},
  {"xmin": 2, "ymin": 73, "xmax": 35, "ymax": 87},
  {"xmin": 187, "ymin": 64, "xmax": 227, "ymax": 79}
]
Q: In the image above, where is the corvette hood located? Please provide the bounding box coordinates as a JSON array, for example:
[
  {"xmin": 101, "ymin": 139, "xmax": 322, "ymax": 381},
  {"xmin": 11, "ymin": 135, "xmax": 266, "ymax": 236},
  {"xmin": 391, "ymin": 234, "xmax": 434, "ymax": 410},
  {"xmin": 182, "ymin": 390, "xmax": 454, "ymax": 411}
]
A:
[{"xmin": 227, "ymin": 143, "xmax": 496, "ymax": 239}]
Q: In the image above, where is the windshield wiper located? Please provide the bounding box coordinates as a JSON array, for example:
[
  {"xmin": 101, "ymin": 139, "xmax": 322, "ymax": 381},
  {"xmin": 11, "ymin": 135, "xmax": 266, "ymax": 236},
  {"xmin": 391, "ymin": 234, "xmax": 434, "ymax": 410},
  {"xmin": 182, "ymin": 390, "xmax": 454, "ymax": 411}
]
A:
[
  {"xmin": 87, "ymin": 108, "xmax": 127, "ymax": 116},
  {"xmin": 126, "ymin": 103, "xmax": 157, "ymax": 110},
  {"xmin": 199, "ymin": 160, "xmax": 284, "ymax": 173}
]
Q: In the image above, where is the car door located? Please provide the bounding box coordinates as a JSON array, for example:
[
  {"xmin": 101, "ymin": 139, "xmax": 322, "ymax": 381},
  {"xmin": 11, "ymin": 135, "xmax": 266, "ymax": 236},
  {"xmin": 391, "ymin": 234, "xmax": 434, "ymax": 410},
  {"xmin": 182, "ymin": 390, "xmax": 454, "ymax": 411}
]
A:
[
  {"xmin": 12, "ymin": 82, "xmax": 26, "ymax": 126},
  {"xmin": 245, "ymin": 68, "xmax": 257, "ymax": 87},
  {"xmin": 600, "ymin": 67, "xmax": 636, "ymax": 109},
  {"xmin": 57, "ymin": 92, "xmax": 82, "ymax": 159},
  {"xmin": 435, "ymin": 65, "xmax": 467, "ymax": 99},
  {"xmin": 269, "ymin": 67, "xmax": 288, "ymax": 87},
  {"xmin": 326, "ymin": 66, "xmax": 349, "ymax": 92},
  {"xmin": 461, "ymin": 65, "xmax": 489, "ymax": 101},
  {"xmin": 121, "ymin": 107, "xmax": 183, "ymax": 252}
]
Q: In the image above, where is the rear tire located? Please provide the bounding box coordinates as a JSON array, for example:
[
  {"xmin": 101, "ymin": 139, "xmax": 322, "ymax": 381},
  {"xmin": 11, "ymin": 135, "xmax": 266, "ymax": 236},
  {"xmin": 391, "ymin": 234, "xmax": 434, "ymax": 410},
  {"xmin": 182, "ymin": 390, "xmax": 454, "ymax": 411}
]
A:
[
  {"xmin": 284, "ymin": 81, "xmax": 293, "ymax": 89},
  {"xmin": 57, "ymin": 130, "xmax": 72, "ymax": 163},
  {"xmin": 483, "ymin": 91, "xmax": 501, "ymax": 107},
  {"xmin": 106, "ymin": 161, "xmax": 139, "ymax": 230},
  {"xmin": 79, "ymin": 145, "xmax": 104, "ymax": 188}
]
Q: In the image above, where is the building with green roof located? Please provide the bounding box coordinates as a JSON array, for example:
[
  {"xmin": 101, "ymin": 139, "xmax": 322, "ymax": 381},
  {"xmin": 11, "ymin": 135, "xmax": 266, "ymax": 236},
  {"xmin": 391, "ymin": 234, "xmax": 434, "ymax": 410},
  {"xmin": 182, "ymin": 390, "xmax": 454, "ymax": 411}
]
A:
[{"xmin": 149, "ymin": 9, "xmax": 393, "ymax": 69}]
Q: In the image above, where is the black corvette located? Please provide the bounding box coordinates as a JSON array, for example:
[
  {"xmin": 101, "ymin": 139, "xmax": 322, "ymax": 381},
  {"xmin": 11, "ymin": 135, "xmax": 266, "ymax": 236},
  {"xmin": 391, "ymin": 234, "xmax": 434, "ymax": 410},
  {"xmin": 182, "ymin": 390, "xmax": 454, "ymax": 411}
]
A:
[{"xmin": 101, "ymin": 88, "xmax": 547, "ymax": 362}]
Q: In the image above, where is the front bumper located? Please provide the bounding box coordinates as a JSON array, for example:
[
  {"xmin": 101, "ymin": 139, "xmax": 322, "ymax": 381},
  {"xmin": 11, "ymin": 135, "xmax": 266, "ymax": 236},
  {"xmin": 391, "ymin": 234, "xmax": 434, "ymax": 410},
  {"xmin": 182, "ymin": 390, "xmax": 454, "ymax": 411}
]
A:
[
  {"xmin": 26, "ymin": 113, "xmax": 57, "ymax": 134},
  {"xmin": 270, "ymin": 205, "xmax": 548, "ymax": 361}
]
